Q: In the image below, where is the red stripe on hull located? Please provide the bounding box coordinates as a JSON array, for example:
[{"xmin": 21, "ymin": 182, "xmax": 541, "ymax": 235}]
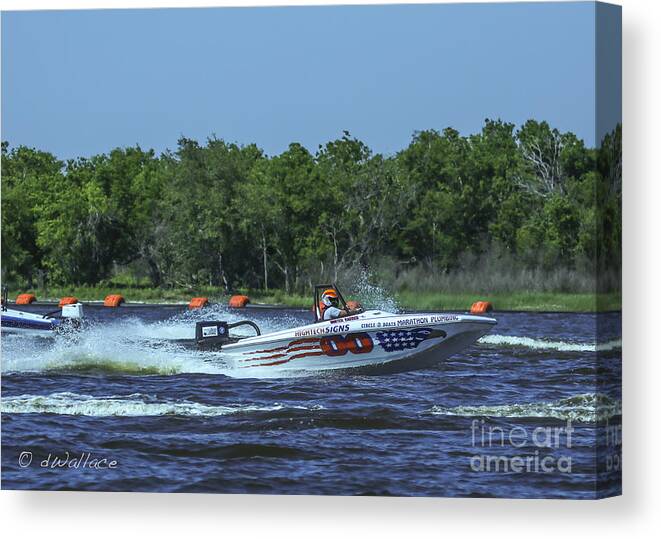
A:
[
  {"xmin": 242, "ymin": 337, "xmax": 319, "ymax": 356},
  {"xmin": 241, "ymin": 344, "xmax": 322, "ymax": 362},
  {"xmin": 240, "ymin": 350, "xmax": 325, "ymax": 368}
]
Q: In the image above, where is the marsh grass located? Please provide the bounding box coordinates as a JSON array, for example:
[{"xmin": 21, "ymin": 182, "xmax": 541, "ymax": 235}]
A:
[
  {"xmin": 9, "ymin": 286, "xmax": 619, "ymax": 312},
  {"xmin": 7, "ymin": 252, "xmax": 619, "ymax": 312}
]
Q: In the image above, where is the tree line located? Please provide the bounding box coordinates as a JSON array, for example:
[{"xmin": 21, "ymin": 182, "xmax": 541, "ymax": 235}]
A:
[{"xmin": 1, "ymin": 119, "xmax": 621, "ymax": 294}]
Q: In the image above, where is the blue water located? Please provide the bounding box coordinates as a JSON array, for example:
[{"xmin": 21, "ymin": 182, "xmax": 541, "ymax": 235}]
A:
[{"xmin": 1, "ymin": 304, "xmax": 621, "ymax": 498}]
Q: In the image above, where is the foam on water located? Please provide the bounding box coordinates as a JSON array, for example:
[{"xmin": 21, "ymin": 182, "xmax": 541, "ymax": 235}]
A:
[
  {"xmin": 1, "ymin": 303, "xmax": 619, "ymax": 377},
  {"xmin": 428, "ymin": 393, "xmax": 621, "ymax": 423},
  {"xmin": 479, "ymin": 334, "xmax": 621, "ymax": 352},
  {"xmin": 0, "ymin": 306, "xmax": 297, "ymax": 376},
  {"xmin": 2, "ymin": 390, "xmax": 619, "ymax": 423},
  {"xmin": 1, "ymin": 391, "xmax": 323, "ymax": 417},
  {"xmin": 2, "ymin": 321, "xmax": 219, "ymax": 375}
]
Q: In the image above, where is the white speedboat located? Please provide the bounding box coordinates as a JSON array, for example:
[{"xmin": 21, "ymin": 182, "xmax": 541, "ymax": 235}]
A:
[
  {"xmin": 194, "ymin": 284, "xmax": 496, "ymax": 375},
  {"xmin": 0, "ymin": 288, "xmax": 84, "ymax": 337}
]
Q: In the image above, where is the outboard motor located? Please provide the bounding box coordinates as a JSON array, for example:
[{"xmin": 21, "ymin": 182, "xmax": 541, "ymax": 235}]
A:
[
  {"xmin": 194, "ymin": 320, "xmax": 261, "ymax": 350},
  {"xmin": 61, "ymin": 303, "xmax": 84, "ymax": 320},
  {"xmin": 54, "ymin": 302, "xmax": 85, "ymax": 333},
  {"xmin": 195, "ymin": 321, "xmax": 231, "ymax": 350}
]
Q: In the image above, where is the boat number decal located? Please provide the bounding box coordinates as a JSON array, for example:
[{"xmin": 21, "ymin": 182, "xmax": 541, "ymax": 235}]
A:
[
  {"xmin": 320, "ymin": 332, "xmax": 374, "ymax": 356},
  {"xmin": 240, "ymin": 333, "xmax": 373, "ymax": 368}
]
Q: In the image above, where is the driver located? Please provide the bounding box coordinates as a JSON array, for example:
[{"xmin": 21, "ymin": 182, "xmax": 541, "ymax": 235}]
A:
[{"xmin": 321, "ymin": 289, "xmax": 362, "ymax": 321}]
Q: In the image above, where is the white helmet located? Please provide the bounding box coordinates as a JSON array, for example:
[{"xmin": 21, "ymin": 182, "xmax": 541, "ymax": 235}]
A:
[{"xmin": 321, "ymin": 289, "xmax": 339, "ymax": 307}]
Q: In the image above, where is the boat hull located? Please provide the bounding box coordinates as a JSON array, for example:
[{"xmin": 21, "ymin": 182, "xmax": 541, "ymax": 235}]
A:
[
  {"xmin": 222, "ymin": 310, "xmax": 496, "ymax": 376},
  {"xmin": 1, "ymin": 309, "xmax": 60, "ymax": 336}
]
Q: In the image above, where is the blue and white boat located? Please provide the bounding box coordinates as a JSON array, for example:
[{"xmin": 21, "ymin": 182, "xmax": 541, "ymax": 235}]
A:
[
  {"xmin": 1, "ymin": 288, "xmax": 84, "ymax": 336},
  {"xmin": 190, "ymin": 284, "xmax": 497, "ymax": 376}
]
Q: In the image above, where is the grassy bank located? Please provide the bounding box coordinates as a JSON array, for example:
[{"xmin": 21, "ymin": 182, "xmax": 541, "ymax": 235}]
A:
[
  {"xmin": 394, "ymin": 291, "xmax": 620, "ymax": 312},
  {"xmin": 7, "ymin": 286, "xmax": 620, "ymax": 312}
]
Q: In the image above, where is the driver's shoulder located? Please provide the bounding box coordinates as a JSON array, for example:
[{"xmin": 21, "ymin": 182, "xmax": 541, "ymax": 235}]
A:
[{"xmin": 322, "ymin": 307, "xmax": 342, "ymax": 320}]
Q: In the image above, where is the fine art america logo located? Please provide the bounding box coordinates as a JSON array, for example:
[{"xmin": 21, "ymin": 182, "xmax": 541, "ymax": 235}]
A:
[{"xmin": 469, "ymin": 419, "xmax": 574, "ymax": 473}]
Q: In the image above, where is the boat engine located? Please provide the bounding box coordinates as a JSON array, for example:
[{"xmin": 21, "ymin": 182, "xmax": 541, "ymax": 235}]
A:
[
  {"xmin": 62, "ymin": 302, "xmax": 84, "ymax": 320},
  {"xmin": 195, "ymin": 321, "xmax": 231, "ymax": 350},
  {"xmin": 195, "ymin": 320, "xmax": 261, "ymax": 350}
]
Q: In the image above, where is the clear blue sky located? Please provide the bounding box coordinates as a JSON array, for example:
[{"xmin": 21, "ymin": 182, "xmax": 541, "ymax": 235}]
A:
[{"xmin": 1, "ymin": 2, "xmax": 619, "ymax": 159}]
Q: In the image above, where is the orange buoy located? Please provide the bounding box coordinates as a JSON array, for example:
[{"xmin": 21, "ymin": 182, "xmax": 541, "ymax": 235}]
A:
[
  {"xmin": 346, "ymin": 300, "xmax": 362, "ymax": 311},
  {"xmin": 189, "ymin": 297, "xmax": 209, "ymax": 310},
  {"xmin": 104, "ymin": 294, "xmax": 125, "ymax": 307},
  {"xmin": 470, "ymin": 301, "xmax": 493, "ymax": 314},
  {"xmin": 16, "ymin": 293, "xmax": 37, "ymax": 305},
  {"xmin": 59, "ymin": 296, "xmax": 79, "ymax": 306},
  {"xmin": 228, "ymin": 295, "xmax": 250, "ymax": 308}
]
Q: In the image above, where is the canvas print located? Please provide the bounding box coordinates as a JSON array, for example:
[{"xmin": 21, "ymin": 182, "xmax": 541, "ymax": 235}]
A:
[{"xmin": 0, "ymin": 1, "xmax": 621, "ymax": 498}]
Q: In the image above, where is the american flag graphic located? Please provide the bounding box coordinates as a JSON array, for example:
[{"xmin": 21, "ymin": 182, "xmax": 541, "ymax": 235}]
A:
[
  {"xmin": 240, "ymin": 338, "xmax": 323, "ymax": 367},
  {"xmin": 375, "ymin": 328, "xmax": 433, "ymax": 353}
]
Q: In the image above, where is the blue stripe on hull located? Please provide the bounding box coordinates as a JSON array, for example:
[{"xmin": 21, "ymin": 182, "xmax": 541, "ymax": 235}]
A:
[{"xmin": 1, "ymin": 315, "xmax": 58, "ymax": 332}]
